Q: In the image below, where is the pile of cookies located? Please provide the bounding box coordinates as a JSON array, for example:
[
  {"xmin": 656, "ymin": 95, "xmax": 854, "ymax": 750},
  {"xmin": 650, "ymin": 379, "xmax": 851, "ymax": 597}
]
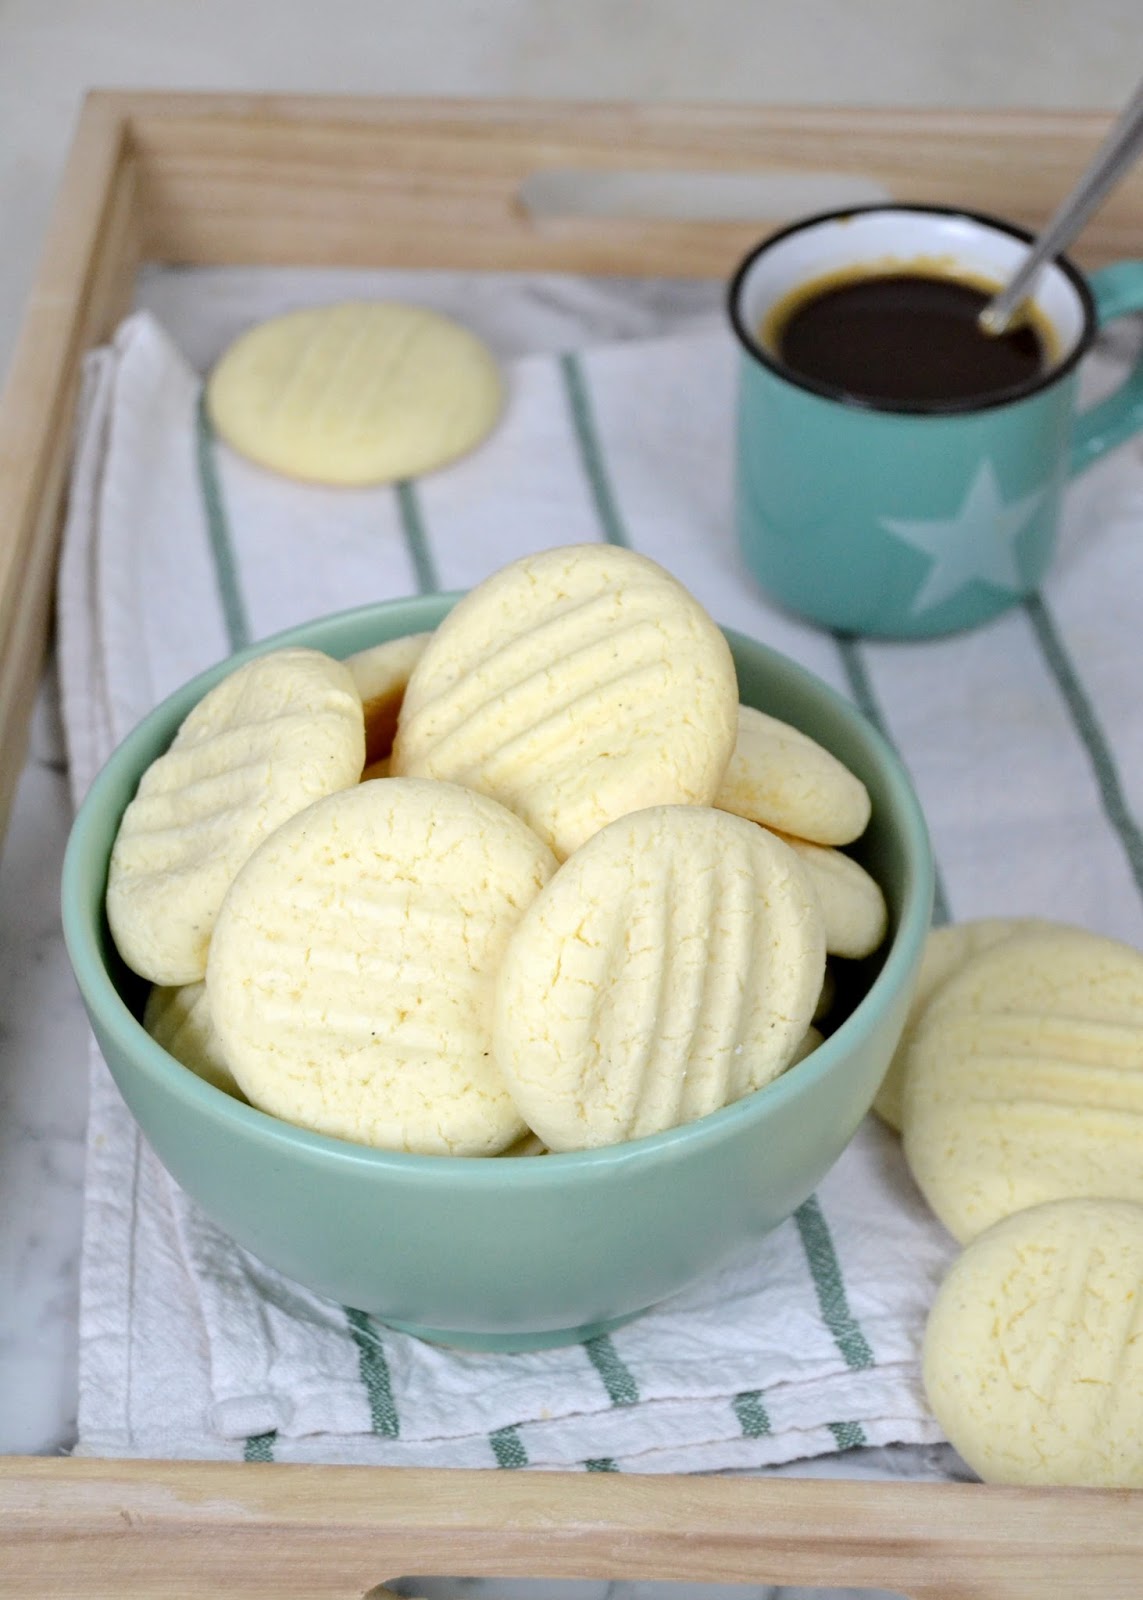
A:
[
  {"xmin": 107, "ymin": 543, "xmax": 886, "ymax": 1157},
  {"xmin": 876, "ymin": 918, "xmax": 1143, "ymax": 1487}
]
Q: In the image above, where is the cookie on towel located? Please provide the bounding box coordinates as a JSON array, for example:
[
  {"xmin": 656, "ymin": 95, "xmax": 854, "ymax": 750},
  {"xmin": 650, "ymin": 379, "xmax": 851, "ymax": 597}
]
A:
[
  {"xmin": 774, "ymin": 834, "xmax": 888, "ymax": 960},
  {"xmin": 716, "ymin": 704, "xmax": 870, "ymax": 846},
  {"xmin": 206, "ymin": 302, "xmax": 502, "ymax": 485},
  {"xmin": 492, "ymin": 807, "xmax": 825, "ymax": 1151},
  {"xmin": 392, "ymin": 544, "xmax": 739, "ymax": 859},
  {"xmin": 873, "ymin": 917, "xmax": 1053, "ymax": 1131},
  {"xmin": 208, "ymin": 778, "xmax": 557, "ymax": 1156},
  {"xmin": 144, "ymin": 982, "xmax": 242, "ymax": 1099},
  {"xmin": 901, "ymin": 926, "xmax": 1143, "ymax": 1242},
  {"xmin": 107, "ymin": 647, "xmax": 364, "ymax": 986},
  {"xmin": 922, "ymin": 1198, "xmax": 1143, "ymax": 1486},
  {"xmin": 345, "ymin": 631, "xmax": 431, "ymax": 768}
]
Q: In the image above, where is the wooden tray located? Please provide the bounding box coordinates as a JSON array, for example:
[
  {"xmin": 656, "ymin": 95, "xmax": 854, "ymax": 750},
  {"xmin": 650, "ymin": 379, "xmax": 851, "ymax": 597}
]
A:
[{"xmin": 2, "ymin": 91, "xmax": 1142, "ymax": 1598}]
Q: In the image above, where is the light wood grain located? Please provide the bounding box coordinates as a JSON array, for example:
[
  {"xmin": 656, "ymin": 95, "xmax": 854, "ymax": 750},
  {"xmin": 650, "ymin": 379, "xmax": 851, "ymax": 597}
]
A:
[
  {"xmin": 2, "ymin": 1456, "xmax": 1141, "ymax": 1600},
  {"xmin": 124, "ymin": 97, "xmax": 1143, "ymax": 278}
]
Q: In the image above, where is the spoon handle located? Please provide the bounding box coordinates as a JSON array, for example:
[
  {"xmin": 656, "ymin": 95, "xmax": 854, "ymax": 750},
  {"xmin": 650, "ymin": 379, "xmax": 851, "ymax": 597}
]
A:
[{"xmin": 981, "ymin": 75, "xmax": 1143, "ymax": 334}]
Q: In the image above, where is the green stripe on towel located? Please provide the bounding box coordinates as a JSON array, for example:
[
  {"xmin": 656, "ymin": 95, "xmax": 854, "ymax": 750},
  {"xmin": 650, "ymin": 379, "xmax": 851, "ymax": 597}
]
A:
[
  {"xmin": 490, "ymin": 1425, "xmax": 529, "ymax": 1468},
  {"xmin": 828, "ymin": 1420, "xmax": 868, "ymax": 1451},
  {"xmin": 396, "ymin": 479, "xmax": 440, "ymax": 594},
  {"xmin": 732, "ymin": 1390, "xmax": 772, "ymax": 1438},
  {"xmin": 1024, "ymin": 593, "xmax": 1143, "ymax": 899},
  {"xmin": 583, "ymin": 1332, "xmax": 639, "ymax": 1406},
  {"xmin": 344, "ymin": 1309, "xmax": 400, "ymax": 1437},
  {"xmin": 194, "ymin": 394, "xmax": 251, "ymax": 653},
  {"xmin": 794, "ymin": 1194, "xmax": 875, "ymax": 1371},
  {"xmin": 243, "ymin": 1431, "xmax": 276, "ymax": 1462},
  {"xmin": 560, "ymin": 352, "xmax": 632, "ymax": 548},
  {"xmin": 833, "ymin": 631, "xmax": 951, "ymax": 927}
]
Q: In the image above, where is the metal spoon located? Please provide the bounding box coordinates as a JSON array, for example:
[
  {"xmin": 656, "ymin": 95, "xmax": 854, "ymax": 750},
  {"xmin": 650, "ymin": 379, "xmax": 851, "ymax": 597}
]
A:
[{"xmin": 979, "ymin": 72, "xmax": 1143, "ymax": 336}]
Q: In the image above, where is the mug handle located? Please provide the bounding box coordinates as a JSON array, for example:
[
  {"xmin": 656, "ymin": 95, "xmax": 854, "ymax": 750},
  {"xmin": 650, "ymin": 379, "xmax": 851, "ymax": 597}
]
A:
[{"xmin": 1070, "ymin": 261, "xmax": 1143, "ymax": 476}]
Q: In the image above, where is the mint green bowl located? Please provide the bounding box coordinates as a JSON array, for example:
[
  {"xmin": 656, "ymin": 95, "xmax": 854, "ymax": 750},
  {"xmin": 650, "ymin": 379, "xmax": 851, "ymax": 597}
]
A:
[{"xmin": 62, "ymin": 597, "xmax": 933, "ymax": 1351}]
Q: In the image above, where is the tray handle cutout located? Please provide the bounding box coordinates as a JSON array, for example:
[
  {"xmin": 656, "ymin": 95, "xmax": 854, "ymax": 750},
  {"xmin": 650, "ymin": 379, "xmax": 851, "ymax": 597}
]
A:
[{"xmin": 518, "ymin": 169, "xmax": 891, "ymax": 224}]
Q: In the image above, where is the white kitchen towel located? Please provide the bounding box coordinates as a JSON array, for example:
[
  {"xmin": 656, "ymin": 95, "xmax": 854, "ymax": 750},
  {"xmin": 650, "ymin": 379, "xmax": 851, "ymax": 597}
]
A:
[{"xmin": 59, "ymin": 306, "xmax": 1143, "ymax": 1469}]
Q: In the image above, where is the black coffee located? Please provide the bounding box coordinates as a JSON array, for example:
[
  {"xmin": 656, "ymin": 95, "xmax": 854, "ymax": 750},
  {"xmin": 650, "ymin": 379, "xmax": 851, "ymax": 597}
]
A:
[{"xmin": 765, "ymin": 270, "xmax": 1052, "ymax": 407}]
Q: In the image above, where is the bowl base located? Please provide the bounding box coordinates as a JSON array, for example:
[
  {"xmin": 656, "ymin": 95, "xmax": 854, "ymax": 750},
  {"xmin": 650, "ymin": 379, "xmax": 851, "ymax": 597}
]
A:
[{"xmin": 377, "ymin": 1307, "xmax": 646, "ymax": 1352}]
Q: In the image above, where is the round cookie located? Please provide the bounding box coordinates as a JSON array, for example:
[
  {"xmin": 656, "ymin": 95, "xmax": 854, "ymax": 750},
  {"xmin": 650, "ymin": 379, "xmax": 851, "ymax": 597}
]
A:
[
  {"xmin": 206, "ymin": 302, "xmax": 502, "ymax": 486},
  {"xmin": 873, "ymin": 917, "xmax": 1054, "ymax": 1130},
  {"xmin": 492, "ymin": 807, "xmax": 825, "ymax": 1151},
  {"xmin": 207, "ymin": 778, "xmax": 557, "ymax": 1156},
  {"xmin": 345, "ymin": 631, "xmax": 431, "ymax": 768},
  {"xmin": 392, "ymin": 544, "xmax": 739, "ymax": 859},
  {"xmin": 923, "ymin": 1198, "xmax": 1143, "ymax": 1486},
  {"xmin": 715, "ymin": 704, "xmax": 870, "ymax": 846},
  {"xmin": 901, "ymin": 926, "xmax": 1143, "ymax": 1242},
  {"xmin": 144, "ymin": 982, "xmax": 242, "ymax": 1099},
  {"xmin": 107, "ymin": 647, "xmax": 364, "ymax": 986},
  {"xmin": 772, "ymin": 834, "xmax": 887, "ymax": 960}
]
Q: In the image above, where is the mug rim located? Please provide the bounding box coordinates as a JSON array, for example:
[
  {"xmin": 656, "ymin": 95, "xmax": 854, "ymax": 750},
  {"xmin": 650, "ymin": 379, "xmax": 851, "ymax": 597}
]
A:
[{"xmin": 726, "ymin": 202, "xmax": 1098, "ymax": 417}]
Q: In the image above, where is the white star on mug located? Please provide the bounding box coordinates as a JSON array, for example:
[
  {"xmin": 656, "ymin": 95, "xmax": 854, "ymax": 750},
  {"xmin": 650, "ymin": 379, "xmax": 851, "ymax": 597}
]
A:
[{"xmin": 881, "ymin": 461, "xmax": 1049, "ymax": 616}]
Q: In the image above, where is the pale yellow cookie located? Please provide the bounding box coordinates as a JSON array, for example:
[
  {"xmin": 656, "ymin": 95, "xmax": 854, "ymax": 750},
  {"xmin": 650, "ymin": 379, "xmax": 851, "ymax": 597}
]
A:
[
  {"xmin": 207, "ymin": 778, "xmax": 557, "ymax": 1156},
  {"xmin": 923, "ymin": 1198, "xmax": 1143, "ymax": 1486},
  {"xmin": 772, "ymin": 834, "xmax": 887, "ymax": 960},
  {"xmin": 107, "ymin": 647, "xmax": 364, "ymax": 986},
  {"xmin": 392, "ymin": 544, "xmax": 739, "ymax": 859},
  {"xmin": 206, "ymin": 302, "xmax": 502, "ymax": 486},
  {"xmin": 873, "ymin": 917, "xmax": 1054, "ymax": 1130},
  {"xmin": 144, "ymin": 982, "xmax": 242, "ymax": 1099},
  {"xmin": 492, "ymin": 807, "xmax": 825, "ymax": 1151},
  {"xmin": 901, "ymin": 927, "xmax": 1143, "ymax": 1241},
  {"xmin": 715, "ymin": 704, "xmax": 870, "ymax": 846},
  {"xmin": 345, "ymin": 631, "xmax": 431, "ymax": 767}
]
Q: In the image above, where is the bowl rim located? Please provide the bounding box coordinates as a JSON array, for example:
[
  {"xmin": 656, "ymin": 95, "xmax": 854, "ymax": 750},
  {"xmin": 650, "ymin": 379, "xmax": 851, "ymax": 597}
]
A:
[{"xmin": 62, "ymin": 594, "xmax": 934, "ymax": 1187}]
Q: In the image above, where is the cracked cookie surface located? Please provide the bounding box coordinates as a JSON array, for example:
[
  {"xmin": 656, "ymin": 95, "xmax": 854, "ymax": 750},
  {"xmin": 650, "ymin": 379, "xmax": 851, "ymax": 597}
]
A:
[
  {"xmin": 208, "ymin": 777, "xmax": 556, "ymax": 1155},
  {"xmin": 206, "ymin": 302, "xmax": 502, "ymax": 485},
  {"xmin": 901, "ymin": 926, "xmax": 1143, "ymax": 1241},
  {"xmin": 923, "ymin": 1198, "xmax": 1143, "ymax": 1485},
  {"xmin": 391, "ymin": 544, "xmax": 739, "ymax": 860},
  {"xmin": 107, "ymin": 646, "xmax": 364, "ymax": 986},
  {"xmin": 491, "ymin": 805, "xmax": 825, "ymax": 1151}
]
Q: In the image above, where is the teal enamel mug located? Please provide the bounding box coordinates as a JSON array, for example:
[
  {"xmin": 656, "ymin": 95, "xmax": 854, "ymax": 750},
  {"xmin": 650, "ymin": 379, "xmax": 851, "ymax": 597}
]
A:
[{"xmin": 730, "ymin": 205, "xmax": 1143, "ymax": 638}]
